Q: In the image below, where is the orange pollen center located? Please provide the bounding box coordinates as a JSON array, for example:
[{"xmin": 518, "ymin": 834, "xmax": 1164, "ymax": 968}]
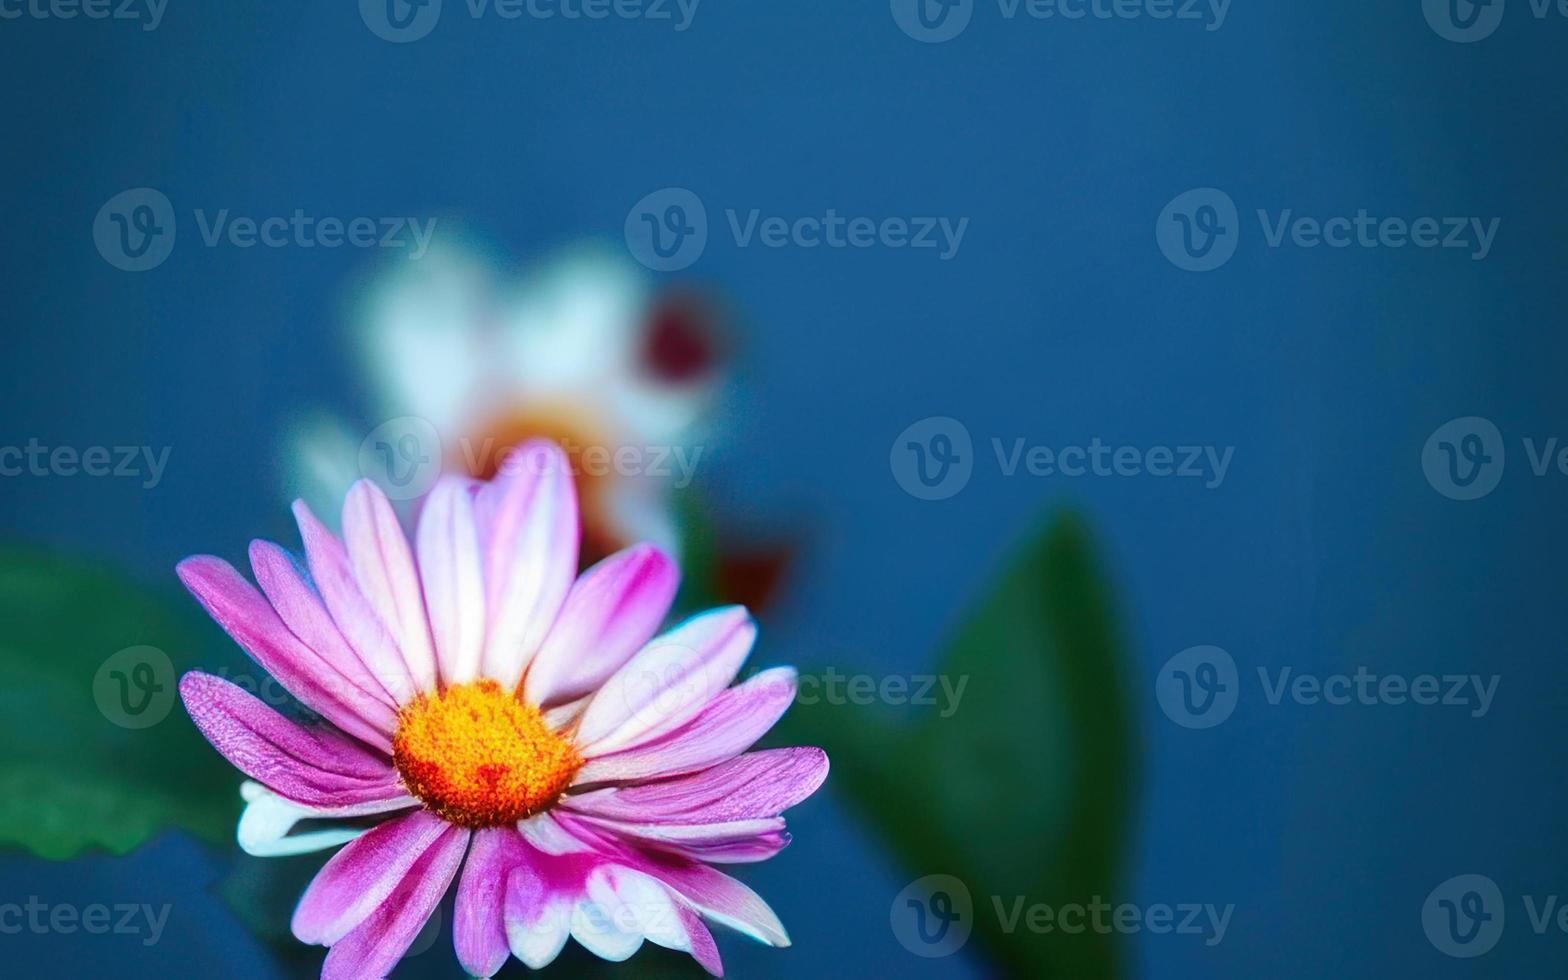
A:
[{"xmin": 392, "ymin": 680, "xmax": 582, "ymax": 828}]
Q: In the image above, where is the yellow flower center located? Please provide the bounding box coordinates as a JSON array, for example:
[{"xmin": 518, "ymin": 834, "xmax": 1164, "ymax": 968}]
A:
[{"xmin": 392, "ymin": 680, "xmax": 581, "ymax": 828}]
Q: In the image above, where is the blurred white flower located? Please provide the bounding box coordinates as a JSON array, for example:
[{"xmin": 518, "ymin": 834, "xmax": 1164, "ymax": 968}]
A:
[{"xmin": 286, "ymin": 241, "xmax": 723, "ymax": 562}]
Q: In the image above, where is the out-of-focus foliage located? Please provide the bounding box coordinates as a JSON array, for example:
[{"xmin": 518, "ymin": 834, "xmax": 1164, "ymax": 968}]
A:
[
  {"xmin": 778, "ymin": 512, "xmax": 1140, "ymax": 977},
  {"xmin": 0, "ymin": 547, "xmax": 241, "ymax": 859}
]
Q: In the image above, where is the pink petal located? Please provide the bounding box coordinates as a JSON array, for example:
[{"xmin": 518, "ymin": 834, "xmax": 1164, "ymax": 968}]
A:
[
  {"xmin": 501, "ymin": 825, "xmax": 723, "ymax": 974},
  {"xmin": 319, "ymin": 822, "xmax": 470, "ymax": 980},
  {"xmin": 678, "ymin": 904, "xmax": 725, "ymax": 976},
  {"xmin": 643, "ymin": 857, "xmax": 790, "ymax": 947},
  {"xmin": 177, "ymin": 556, "xmax": 395, "ymax": 751},
  {"xmin": 523, "ymin": 544, "xmax": 679, "ymax": 708},
  {"xmin": 180, "ymin": 672, "xmax": 401, "ymax": 808},
  {"xmin": 415, "ymin": 475, "xmax": 487, "ymax": 685},
  {"xmin": 652, "ymin": 832, "xmax": 793, "ymax": 865},
  {"xmin": 342, "ymin": 480, "xmax": 440, "ymax": 693},
  {"xmin": 292, "ymin": 810, "xmax": 459, "ymax": 946},
  {"xmin": 454, "ymin": 828, "xmax": 528, "ymax": 979},
  {"xmin": 573, "ymin": 606, "xmax": 754, "ymax": 754},
  {"xmin": 571, "ymin": 812, "xmax": 785, "ymax": 852},
  {"xmin": 504, "ymin": 843, "xmax": 594, "ymax": 968},
  {"xmin": 567, "ymin": 747, "xmax": 828, "ymax": 824},
  {"xmin": 248, "ymin": 540, "xmax": 396, "ymax": 710},
  {"xmin": 574, "ymin": 668, "xmax": 798, "ymax": 784},
  {"xmin": 294, "ymin": 499, "xmax": 421, "ymax": 704},
  {"xmin": 555, "ymin": 814, "xmax": 789, "ymax": 947},
  {"xmin": 474, "ymin": 440, "xmax": 579, "ymax": 689}
]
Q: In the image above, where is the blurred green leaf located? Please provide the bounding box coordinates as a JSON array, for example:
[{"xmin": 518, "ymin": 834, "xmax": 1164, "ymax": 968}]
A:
[
  {"xmin": 216, "ymin": 854, "xmax": 328, "ymax": 973},
  {"xmin": 0, "ymin": 546, "xmax": 242, "ymax": 859},
  {"xmin": 672, "ymin": 489, "xmax": 722, "ymax": 614},
  {"xmin": 776, "ymin": 512, "xmax": 1139, "ymax": 977}
]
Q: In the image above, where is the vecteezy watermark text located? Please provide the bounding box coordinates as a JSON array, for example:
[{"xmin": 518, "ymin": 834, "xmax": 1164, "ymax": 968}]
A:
[
  {"xmin": 0, "ymin": 898, "xmax": 170, "ymax": 946},
  {"xmin": 94, "ymin": 188, "xmax": 437, "ymax": 272},
  {"xmin": 891, "ymin": 0, "xmax": 1229, "ymax": 43},
  {"xmin": 0, "ymin": 0, "xmax": 166, "ymax": 30},
  {"xmin": 458, "ymin": 436, "xmax": 704, "ymax": 489},
  {"xmin": 1156, "ymin": 646, "xmax": 1501, "ymax": 729},
  {"xmin": 360, "ymin": 0, "xmax": 700, "ymax": 43},
  {"xmin": 1156, "ymin": 188, "xmax": 1500, "ymax": 271},
  {"xmin": 890, "ymin": 417, "xmax": 1234, "ymax": 500},
  {"xmin": 624, "ymin": 187, "xmax": 967, "ymax": 271},
  {"xmin": 793, "ymin": 667, "xmax": 969, "ymax": 718},
  {"xmin": 889, "ymin": 875, "xmax": 1232, "ymax": 957},
  {"xmin": 1, "ymin": 440, "xmax": 171, "ymax": 489},
  {"xmin": 353, "ymin": 416, "xmax": 707, "ymax": 502}
]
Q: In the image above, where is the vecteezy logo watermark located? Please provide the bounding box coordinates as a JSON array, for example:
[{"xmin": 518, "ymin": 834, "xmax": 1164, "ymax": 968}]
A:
[
  {"xmin": 0, "ymin": 898, "xmax": 171, "ymax": 945},
  {"xmin": 1158, "ymin": 187, "xmax": 1501, "ymax": 271},
  {"xmin": 0, "ymin": 441, "xmax": 173, "ymax": 489},
  {"xmin": 358, "ymin": 416, "xmax": 442, "ymax": 501},
  {"xmin": 93, "ymin": 646, "xmax": 177, "ymax": 729},
  {"xmin": 892, "ymin": 0, "xmax": 1228, "ymax": 41},
  {"xmin": 361, "ymin": 0, "xmax": 444, "ymax": 41},
  {"xmin": 1422, "ymin": 416, "xmax": 1505, "ymax": 500},
  {"xmin": 624, "ymin": 187, "xmax": 968, "ymax": 271},
  {"xmin": 94, "ymin": 188, "xmax": 177, "ymax": 272},
  {"xmin": 891, "ymin": 875, "xmax": 974, "ymax": 956},
  {"xmin": 892, "ymin": 418, "xmax": 1234, "ymax": 499},
  {"xmin": 1423, "ymin": 874, "xmax": 1506, "ymax": 957},
  {"xmin": 625, "ymin": 187, "xmax": 708, "ymax": 272},
  {"xmin": 1157, "ymin": 647, "xmax": 1501, "ymax": 728},
  {"xmin": 1424, "ymin": 417, "xmax": 1568, "ymax": 500},
  {"xmin": 892, "ymin": 877, "xmax": 1232, "ymax": 956},
  {"xmin": 0, "ymin": 0, "xmax": 167, "ymax": 30},
  {"xmin": 1423, "ymin": 0, "xmax": 1506, "ymax": 42},
  {"xmin": 361, "ymin": 0, "xmax": 699, "ymax": 41},
  {"xmin": 890, "ymin": 417, "xmax": 974, "ymax": 500},
  {"xmin": 1423, "ymin": 874, "xmax": 1568, "ymax": 957},
  {"xmin": 890, "ymin": 0, "xmax": 975, "ymax": 42},
  {"xmin": 94, "ymin": 189, "xmax": 438, "ymax": 271},
  {"xmin": 1156, "ymin": 645, "xmax": 1239, "ymax": 729},
  {"xmin": 1156, "ymin": 188, "xmax": 1239, "ymax": 272}
]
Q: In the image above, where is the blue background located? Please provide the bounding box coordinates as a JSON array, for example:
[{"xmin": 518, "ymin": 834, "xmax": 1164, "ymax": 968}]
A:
[{"xmin": 3, "ymin": 0, "xmax": 1567, "ymax": 976}]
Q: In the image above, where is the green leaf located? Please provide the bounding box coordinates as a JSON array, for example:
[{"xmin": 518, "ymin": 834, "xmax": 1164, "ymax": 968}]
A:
[
  {"xmin": 775, "ymin": 511, "xmax": 1139, "ymax": 977},
  {"xmin": 672, "ymin": 488, "xmax": 722, "ymax": 614},
  {"xmin": 0, "ymin": 546, "xmax": 243, "ymax": 859}
]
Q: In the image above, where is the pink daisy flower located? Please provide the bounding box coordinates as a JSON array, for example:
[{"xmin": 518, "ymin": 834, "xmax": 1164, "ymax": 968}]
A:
[{"xmin": 177, "ymin": 440, "xmax": 827, "ymax": 978}]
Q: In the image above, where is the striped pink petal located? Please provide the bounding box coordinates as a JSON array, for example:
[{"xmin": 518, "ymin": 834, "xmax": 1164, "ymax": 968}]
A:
[
  {"xmin": 248, "ymin": 540, "xmax": 396, "ymax": 710},
  {"xmin": 342, "ymin": 480, "xmax": 440, "ymax": 693},
  {"xmin": 573, "ymin": 606, "xmax": 754, "ymax": 754},
  {"xmin": 571, "ymin": 813, "xmax": 785, "ymax": 857},
  {"xmin": 523, "ymin": 544, "xmax": 679, "ymax": 708},
  {"xmin": 501, "ymin": 824, "xmax": 723, "ymax": 975},
  {"xmin": 474, "ymin": 440, "xmax": 579, "ymax": 689},
  {"xmin": 293, "ymin": 810, "xmax": 462, "ymax": 946},
  {"xmin": 555, "ymin": 813, "xmax": 788, "ymax": 948},
  {"xmin": 567, "ymin": 747, "xmax": 828, "ymax": 824},
  {"xmin": 415, "ymin": 476, "xmax": 487, "ymax": 685},
  {"xmin": 454, "ymin": 828, "xmax": 528, "ymax": 979},
  {"xmin": 179, "ymin": 672, "xmax": 400, "ymax": 809},
  {"xmin": 319, "ymin": 821, "xmax": 470, "ymax": 980},
  {"xmin": 574, "ymin": 667, "xmax": 798, "ymax": 784},
  {"xmin": 294, "ymin": 499, "xmax": 420, "ymax": 704},
  {"xmin": 176, "ymin": 556, "xmax": 395, "ymax": 751}
]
